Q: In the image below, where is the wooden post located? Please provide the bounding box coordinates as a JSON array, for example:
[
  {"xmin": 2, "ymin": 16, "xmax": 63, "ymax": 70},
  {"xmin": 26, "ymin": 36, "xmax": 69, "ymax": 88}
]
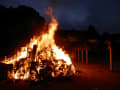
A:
[
  {"xmin": 5, "ymin": 56, "xmax": 7, "ymax": 61},
  {"xmin": 86, "ymin": 48, "xmax": 88, "ymax": 64},
  {"xmin": 32, "ymin": 45, "xmax": 37, "ymax": 61},
  {"xmin": 74, "ymin": 48, "xmax": 76, "ymax": 66},
  {"xmin": 81, "ymin": 48, "xmax": 84, "ymax": 64},
  {"xmin": 72, "ymin": 48, "xmax": 74, "ymax": 65},
  {"xmin": 109, "ymin": 47, "xmax": 112, "ymax": 71},
  {"xmin": 78, "ymin": 48, "xmax": 80, "ymax": 62},
  {"xmin": 78, "ymin": 48, "xmax": 80, "ymax": 68}
]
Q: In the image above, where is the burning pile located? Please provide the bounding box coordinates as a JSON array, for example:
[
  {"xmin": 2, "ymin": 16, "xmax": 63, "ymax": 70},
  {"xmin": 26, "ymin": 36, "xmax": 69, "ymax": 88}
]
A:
[{"xmin": 1, "ymin": 10, "xmax": 75, "ymax": 81}]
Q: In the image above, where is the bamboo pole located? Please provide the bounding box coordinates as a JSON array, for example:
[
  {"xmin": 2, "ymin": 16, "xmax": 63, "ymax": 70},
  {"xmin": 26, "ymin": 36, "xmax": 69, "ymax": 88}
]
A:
[{"xmin": 86, "ymin": 48, "xmax": 88, "ymax": 64}]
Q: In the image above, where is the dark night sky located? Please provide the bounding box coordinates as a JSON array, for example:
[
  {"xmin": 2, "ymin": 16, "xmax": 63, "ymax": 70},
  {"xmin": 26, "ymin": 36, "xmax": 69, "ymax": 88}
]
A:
[{"xmin": 0, "ymin": 0, "xmax": 120, "ymax": 33}]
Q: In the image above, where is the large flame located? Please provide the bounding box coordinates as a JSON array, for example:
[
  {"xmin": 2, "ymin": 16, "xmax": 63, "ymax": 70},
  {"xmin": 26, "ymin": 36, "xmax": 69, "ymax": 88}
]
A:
[{"xmin": 1, "ymin": 10, "xmax": 75, "ymax": 81}]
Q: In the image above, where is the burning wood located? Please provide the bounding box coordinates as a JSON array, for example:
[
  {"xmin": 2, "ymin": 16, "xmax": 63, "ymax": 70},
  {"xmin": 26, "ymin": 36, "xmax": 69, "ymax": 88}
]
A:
[
  {"xmin": 0, "ymin": 63, "xmax": 12, "ymax": 80},
  {"xmin": 0, "ymin": 9, "xmax": 75, "ymax": 81}
]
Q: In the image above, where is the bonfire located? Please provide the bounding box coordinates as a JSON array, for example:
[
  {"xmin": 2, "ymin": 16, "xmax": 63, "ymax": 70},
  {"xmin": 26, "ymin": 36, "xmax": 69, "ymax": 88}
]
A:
[{"xmin": 1, "ymin": 8, "xmax": 75, "ymax": 82}]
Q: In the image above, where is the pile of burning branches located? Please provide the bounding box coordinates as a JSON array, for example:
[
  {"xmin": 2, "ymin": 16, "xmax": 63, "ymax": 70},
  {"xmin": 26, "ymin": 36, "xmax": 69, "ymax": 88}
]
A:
[
  {"xmin": 0, "ymin": 10, "xmax": 75, "ymax": 82},
  {"xmin": 7, "ymin": 45, "xmax": 74, "ymax": 82}
]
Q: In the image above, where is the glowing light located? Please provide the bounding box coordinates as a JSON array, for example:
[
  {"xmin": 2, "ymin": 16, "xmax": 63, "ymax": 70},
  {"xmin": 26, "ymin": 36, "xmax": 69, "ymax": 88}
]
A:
[{"xmin": 1, "ymin": 8, "xmax": 75, "ymax": 81}]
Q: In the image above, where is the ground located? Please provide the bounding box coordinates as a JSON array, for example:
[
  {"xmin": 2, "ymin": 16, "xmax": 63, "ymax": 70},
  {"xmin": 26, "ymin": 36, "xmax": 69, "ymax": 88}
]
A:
[{"xmin": 0, "ymin": 64, "xmax": 120, "ymax": 90}]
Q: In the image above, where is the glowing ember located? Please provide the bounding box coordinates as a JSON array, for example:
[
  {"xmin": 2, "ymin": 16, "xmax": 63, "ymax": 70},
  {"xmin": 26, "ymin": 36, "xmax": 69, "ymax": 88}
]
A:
[{"xmin": 1, "ymin": 8, "xmax": 75, "ymax": 81}]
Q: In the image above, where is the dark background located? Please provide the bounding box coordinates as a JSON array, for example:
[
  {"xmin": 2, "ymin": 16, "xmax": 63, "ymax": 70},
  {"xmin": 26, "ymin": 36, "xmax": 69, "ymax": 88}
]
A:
[
  {"xmin": 0, "ymin": 0, "xmax": 120, "ymax": 33},
  {"xmin": 0, "ymin": 0, "xmax": 120, "ymax": 66},
  {"xmin": 0, "ymin": 5, "xmax": 46, "ymax": 58},
  {"xmin": 0, "ymin": 5, "xmax": 120, "ymax": 65}
]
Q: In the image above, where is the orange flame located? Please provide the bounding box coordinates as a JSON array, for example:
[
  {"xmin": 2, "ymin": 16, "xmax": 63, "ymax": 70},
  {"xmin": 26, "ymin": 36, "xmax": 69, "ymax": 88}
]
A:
[{"xmin": 1, "ymin": 8, "xmax": 75, "ymax": 81}]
